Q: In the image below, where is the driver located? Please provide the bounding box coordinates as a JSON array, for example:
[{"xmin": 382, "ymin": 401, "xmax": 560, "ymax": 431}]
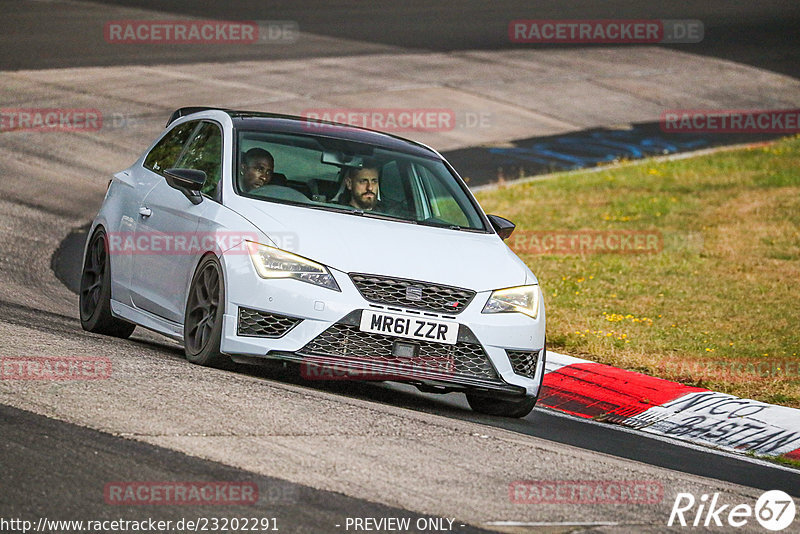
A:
[
  {"xmin": 339, "ymin": 164, "xmax": 410, "ymax": 217},
  {"xmin": 342, "ymin": 165, "xmax": 381, "ymax": 210},
  {"xmin": 240, "ymin": 148, "xmax": 275, "ymax": 191}
]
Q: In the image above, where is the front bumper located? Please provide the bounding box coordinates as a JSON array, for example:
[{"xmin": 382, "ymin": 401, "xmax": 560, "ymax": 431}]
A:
[{"xmin": 219, "ymin": 254, "xmax": 546, "ymax": 396}]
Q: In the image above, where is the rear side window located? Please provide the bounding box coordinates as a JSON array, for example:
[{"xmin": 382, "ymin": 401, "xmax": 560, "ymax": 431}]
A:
[{"xmin": 143, "ymin": 120, "xmax": 198, "ymax": 172}]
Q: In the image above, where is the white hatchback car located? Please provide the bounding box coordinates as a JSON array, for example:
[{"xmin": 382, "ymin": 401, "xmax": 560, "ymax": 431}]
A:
[{"xmin": 80, "ymin": 107, "xmax": 546, "ymax": 417}]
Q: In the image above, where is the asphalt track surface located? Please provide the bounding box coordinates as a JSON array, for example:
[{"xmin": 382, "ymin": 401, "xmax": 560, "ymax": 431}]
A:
[
  {"xmin": 1, "ymin": 403, "xmax": 492, "ymax": 533},
  {"xmin": 3, "ymin": 1, "xmax": 800, "ymax": 532},
  {"xmin": 4, "ymin": 0, "xmax": 800, "ymax": 79}
]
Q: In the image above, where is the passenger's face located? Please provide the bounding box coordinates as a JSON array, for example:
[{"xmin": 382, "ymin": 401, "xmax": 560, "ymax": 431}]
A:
[
  {"xmin": 242, "ymin": 157, "xmax": 274, "ymax": 191},
  {"xmin": 346, "ymin": 168, "xmax": 379, "ymax": 210}
]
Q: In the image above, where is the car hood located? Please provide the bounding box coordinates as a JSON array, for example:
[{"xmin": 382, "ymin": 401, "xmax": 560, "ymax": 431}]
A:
[{"xmin": 235, "ymin": 201, "xmax": 533, "ymax": 292}]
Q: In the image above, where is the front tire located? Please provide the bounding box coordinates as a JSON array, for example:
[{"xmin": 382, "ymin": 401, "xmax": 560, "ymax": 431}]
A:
[
  {"xmin": 183, "ymin": 255, "xmax": 231, "ymax": 368},
  {"xmin": 466, "ymin": 393, "xmax": 538, "ymax": 418},
  {"xmin": 79, "ymin": 228, "xmax": 136, "ymax": 338}
]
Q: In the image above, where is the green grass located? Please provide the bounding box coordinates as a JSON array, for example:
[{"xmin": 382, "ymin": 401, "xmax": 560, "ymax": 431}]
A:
[{"xmin": 476, "ymin": 136, "xmax": 800, "ymax": 407}]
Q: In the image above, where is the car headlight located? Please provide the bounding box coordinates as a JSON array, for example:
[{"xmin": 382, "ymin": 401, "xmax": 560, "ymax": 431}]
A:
[
  {"xmin": 246, "ymin": 241, "xmax": 340, "ymax": 291},
  {"xmin": 482, "ymin": 285, "xmax": 540, "ymax": 319}
]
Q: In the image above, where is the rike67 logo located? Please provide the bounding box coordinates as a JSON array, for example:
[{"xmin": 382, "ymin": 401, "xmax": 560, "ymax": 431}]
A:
[{"xmin": 668, "ymin": 490, "xmax": 796, "ymax": 531}]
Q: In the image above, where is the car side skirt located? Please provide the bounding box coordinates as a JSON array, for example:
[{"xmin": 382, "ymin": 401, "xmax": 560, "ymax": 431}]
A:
[{"xmin": 110, "ymin": 299, "xmax": 183, "ymax": 341}]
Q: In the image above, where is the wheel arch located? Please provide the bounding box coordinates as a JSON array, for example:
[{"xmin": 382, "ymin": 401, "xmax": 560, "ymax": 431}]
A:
[
  {"xmin": 81, "ymin": 220, "xmax": 107, "ymax": 273},
  {"xmin": 181, "ymin": 250, "xmax": 227, "ymax": 328}
]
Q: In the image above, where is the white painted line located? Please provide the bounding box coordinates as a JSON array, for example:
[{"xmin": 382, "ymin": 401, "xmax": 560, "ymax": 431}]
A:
[
  {"xmin": 541, "ymin": 350, "xmax": 800, "ymax": 460},
  {"xmin": 544, "ymin": 351, "xmax": 591, "ymax": 372},
  {"xmin": 539, "ymin": 405, "xmax": 800, "ymax": 473},
  {"xmin": 628, "ymin": 391, "xmax": 800, "ymax": 456},
  {"xmin": 485, "ymin": 520, "xmax": 621, "ymax": 526}
]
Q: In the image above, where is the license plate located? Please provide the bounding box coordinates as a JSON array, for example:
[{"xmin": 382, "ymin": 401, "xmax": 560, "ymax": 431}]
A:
[{"xmin": 359, "ymin": 310, "xmax": 459, "ymax": 345}]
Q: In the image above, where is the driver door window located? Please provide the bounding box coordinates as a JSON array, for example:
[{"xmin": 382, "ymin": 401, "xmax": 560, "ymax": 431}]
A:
[{"xmin": 414, "ymin": 164, "xmax": 471, "ymax": 227}]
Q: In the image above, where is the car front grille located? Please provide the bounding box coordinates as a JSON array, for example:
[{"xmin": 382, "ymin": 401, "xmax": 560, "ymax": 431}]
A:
[
  {"xmin": 506, "ymin": 349, "xmax": 540, "ymax": 379},
  {"xmin": 349, "ymin": 273, "xmax": 475, "ymax": 314},
  {"xmin": 299, "ymin": 323, "xmax": 497, "ymax": 380},
  {"xmin": 237, "ymin": 307, "xmax": 301, "ymax": 338}
]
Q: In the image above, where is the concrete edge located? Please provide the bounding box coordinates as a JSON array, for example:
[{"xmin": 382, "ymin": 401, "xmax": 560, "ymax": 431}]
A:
[{"xmin": 541, "ymin": 351, "xmax": 800, "ymax": 463}]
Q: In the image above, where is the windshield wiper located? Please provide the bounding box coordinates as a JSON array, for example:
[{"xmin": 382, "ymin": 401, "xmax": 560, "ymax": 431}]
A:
[
  {"xmin": 302, "ymin": 204, "xmax": 411, "ymax": 223},
  {"xmin": 360, "ymin": 211, "xmax": 417, "ymax": 223},
  {"xmin": 417, "ymin": 219, "xmax": 462, "ymax": 231},
  {"xmin": 306, "ymin": 204, "xmax": 360, "ymax": 215}
]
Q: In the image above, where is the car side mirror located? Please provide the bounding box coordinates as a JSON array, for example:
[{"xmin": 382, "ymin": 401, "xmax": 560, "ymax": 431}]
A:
[
  {"xmin": 164, "ymin": 168, "xmax": 206, "ymax": 205},
  {"xmin": 487, "ymin": 214, "xmax": 515, "ymax": 240}
]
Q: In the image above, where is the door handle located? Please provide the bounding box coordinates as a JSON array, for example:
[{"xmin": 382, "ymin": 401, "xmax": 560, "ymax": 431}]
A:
[{"xmin": 138, "ymin": 207, "xmax": 152, "ymax": 218}]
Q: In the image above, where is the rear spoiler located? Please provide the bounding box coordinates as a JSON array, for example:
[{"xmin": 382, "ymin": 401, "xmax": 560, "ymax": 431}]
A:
[{"xmin": 165, "ymin": 107, "xmax": 228, "ymax": 127}]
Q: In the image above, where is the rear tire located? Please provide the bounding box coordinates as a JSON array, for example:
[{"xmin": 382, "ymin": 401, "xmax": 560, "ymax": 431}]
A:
[
  {"xmin": 79, "ymin": 229, "xmax": 136, "ymax": 338},
  {"xmin": 183, "ymin": 255, "xmax": 231, "ymax": 368},
  {"xmin": 466, "ymin": 393, "xmax": 538, "ymax": 418}
]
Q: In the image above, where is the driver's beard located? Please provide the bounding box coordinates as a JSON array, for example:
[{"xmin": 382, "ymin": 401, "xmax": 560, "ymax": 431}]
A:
[{"xmin": 355, "ymin": 194, "xmax": 377, "ymax": 210}]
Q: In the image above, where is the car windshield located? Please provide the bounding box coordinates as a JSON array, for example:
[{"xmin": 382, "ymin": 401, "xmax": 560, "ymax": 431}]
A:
[{"xmin": 235, "ymin": 130, "xmax": 487, "ymax": 231}]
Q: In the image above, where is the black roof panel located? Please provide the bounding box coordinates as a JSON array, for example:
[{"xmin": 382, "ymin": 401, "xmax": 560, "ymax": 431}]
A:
[{"xmin": 167, "ymin": 107, "xmax": 439, "ymax": 158}]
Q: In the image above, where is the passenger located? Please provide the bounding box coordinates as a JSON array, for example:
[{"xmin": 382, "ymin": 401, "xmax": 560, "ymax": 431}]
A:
[{"xmin": 240, "ymin": 148, "xmax": 275, "ymax": 192}]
